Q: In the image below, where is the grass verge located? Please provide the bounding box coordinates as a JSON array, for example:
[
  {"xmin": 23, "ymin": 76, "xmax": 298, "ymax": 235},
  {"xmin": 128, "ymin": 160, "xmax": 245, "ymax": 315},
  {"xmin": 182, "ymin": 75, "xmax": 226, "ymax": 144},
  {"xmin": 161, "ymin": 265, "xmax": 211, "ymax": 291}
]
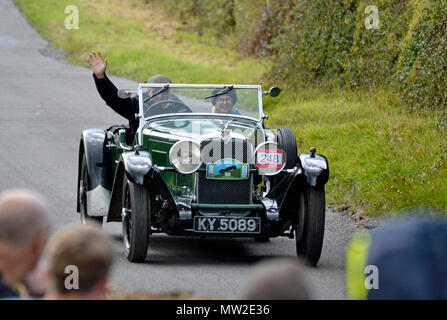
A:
[{"xmin": 14, "ymin": 0, "xmax": 447, "ymax": 216}]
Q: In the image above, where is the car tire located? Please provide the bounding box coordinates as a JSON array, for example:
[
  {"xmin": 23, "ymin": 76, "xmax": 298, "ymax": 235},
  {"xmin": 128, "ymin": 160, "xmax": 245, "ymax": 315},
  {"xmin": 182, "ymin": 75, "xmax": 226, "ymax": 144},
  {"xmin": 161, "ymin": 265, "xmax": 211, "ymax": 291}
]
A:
[
  {"xmin": 79, "ymin": 154, "xmax": 104, "ymax": 226},
  {"xmin": 296, "ymin": 185, "xmax": 325, "ymax": 266},
  {"xmin": 276, "ymin": 128, "xmax": 298, "ymax": 169},
  {"xmin": 122, "ymin": 175, "xmax": 150, "ymax": 262}
]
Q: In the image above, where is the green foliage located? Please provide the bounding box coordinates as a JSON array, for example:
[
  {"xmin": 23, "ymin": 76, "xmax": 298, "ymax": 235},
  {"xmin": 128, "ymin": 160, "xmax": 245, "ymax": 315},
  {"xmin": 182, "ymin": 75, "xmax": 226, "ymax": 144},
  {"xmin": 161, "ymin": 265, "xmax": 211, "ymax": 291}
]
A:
[
  {"xmin": 270, "ymin": 0, "xmax": 359, "ymax": 88},
  {"xmin": 234, "ymin": 0, "xmax": 295, "ymax": 56},
  {"xmin": 154, "ymin": 0, "xmax": 447, "ymax": 110},
  {"xmin": 269, "ymin": 0, "xmax": 414, "ymax": 89},
  {"xmin": 151, "ymin": 0, "xmax": 236, "ymax": 38},
  {"xmin": 343, "ymin": 0, "xmax": 412, "ymax": 88},
  {"xmin": 152, "ymin": 0, "xmax": 293, "ymax": 56},
  {"xmin": 397, "ymin": 0, "xmax": 447, "ymax": 110},
  {"xmin": 13, "ymin": 0, "xmax": 265, "ymax": 84}
]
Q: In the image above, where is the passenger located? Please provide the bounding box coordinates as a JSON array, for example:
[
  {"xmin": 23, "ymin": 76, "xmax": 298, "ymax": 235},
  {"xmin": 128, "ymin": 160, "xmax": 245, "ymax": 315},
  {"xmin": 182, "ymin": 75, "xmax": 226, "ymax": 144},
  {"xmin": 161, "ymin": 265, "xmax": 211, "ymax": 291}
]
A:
[
  {"xmin": 211, "ymin": 89, "xmax": 241, "ymax": 115},
  {"xmin": 346, "ymin": 215, "xmax": 447, "ymax": 299},
  {"xmin": 237, "ymin": 258, "xmax": 311, "ymax": 300},
  {"xmin": 44, "ymin": 223, "xmax": 113, "ymax": 300},
  {"xmin": 0, "ymin": 190, "xmax": 50, "ymax": 299}
]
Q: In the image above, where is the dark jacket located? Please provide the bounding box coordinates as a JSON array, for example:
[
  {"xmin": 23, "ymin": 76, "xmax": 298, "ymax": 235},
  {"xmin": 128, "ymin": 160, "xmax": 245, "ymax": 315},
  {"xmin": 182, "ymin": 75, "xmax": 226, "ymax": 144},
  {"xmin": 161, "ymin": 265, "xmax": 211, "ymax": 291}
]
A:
[
  {"xmin": 0, "ymin": 273, "xmax": 19, "ymax": 299},
  {"xmin": 93, "ymin": 74, "xmax": 139, "ymax": 139}
]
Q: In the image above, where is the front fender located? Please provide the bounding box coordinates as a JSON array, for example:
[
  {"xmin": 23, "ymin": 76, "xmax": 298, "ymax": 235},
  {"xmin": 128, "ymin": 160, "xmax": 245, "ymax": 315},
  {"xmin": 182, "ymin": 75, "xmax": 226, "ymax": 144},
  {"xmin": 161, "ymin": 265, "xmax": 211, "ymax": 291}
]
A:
[
  {"xmin": 76, "ymin": 129, "xmax": 112, "ymax": 212},
  {"xmin": 278, "ymin": 154, "xmax": 329, "ymax": 220},
  {"xmin": 121, "ymin": 151, "xmax": 153, "ymax": 185},
  {"xmin": 106, "ymin": 151, "xmax": 178, "ymax": 222},
  {"xmin": 299, "ymin": 153, "xmax": 329, "ymax": 187},
  {"xmin": 278, "ymin": 170, "xmax": 306, "ymax": 221}
]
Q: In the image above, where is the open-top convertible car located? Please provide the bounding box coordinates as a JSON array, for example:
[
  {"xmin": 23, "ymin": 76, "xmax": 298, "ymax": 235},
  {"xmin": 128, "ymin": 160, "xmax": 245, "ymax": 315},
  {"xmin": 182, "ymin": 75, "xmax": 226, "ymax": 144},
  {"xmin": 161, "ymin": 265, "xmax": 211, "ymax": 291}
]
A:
[{"xmin": 76, "ymin": 83, "xmax": 329, "ymax": 265}]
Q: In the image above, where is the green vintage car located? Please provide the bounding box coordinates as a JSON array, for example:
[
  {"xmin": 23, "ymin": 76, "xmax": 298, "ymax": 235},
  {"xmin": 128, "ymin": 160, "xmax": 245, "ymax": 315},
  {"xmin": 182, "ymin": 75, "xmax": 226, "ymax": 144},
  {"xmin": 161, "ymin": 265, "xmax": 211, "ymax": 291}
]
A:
[{"xmin": 76, "ymin": 84, "xmax": 329, "ymax": 265}]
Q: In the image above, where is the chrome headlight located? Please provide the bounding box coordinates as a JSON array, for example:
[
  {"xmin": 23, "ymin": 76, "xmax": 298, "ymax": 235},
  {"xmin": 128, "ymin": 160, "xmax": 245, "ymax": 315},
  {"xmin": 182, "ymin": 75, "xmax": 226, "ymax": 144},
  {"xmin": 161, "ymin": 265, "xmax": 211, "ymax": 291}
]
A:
[
  {"xmin": 254, "ymin": 142, "xmax": 286, "ymax": 176},
  {"xmin": 169, "ymin": 140, "xmax": 202, "ymax": 174}
]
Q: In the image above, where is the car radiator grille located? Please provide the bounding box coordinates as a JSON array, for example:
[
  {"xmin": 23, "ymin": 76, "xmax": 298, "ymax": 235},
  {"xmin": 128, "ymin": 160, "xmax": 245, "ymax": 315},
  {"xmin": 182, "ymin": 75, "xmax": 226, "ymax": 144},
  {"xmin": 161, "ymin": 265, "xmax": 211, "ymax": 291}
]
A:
[
  {"xmin": 197, "ymin": 137, "xmax": 254, "ymax": 205},
  {"xmin": 196, "ymin": 173, "xmax": 252, "ymax": 205}
]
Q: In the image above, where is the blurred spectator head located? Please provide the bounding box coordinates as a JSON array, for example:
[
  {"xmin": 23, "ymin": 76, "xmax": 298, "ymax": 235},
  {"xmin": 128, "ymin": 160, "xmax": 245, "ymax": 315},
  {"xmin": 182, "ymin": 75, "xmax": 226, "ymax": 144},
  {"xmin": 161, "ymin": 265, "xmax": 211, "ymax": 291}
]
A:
[
  {"xmin": 237, "ymin": 258, "xmax": 311, "ymax": 300},
  {"xmin": 0, "ymin": 189, "xmax": 50, "ymax": 286},
  {"xmin": 346, "ymin": 214, "xmax": 447, "ymax": 300},
  {"xmin": 45, "ymin": 222, "xmax": 113, "ymax": 300}
]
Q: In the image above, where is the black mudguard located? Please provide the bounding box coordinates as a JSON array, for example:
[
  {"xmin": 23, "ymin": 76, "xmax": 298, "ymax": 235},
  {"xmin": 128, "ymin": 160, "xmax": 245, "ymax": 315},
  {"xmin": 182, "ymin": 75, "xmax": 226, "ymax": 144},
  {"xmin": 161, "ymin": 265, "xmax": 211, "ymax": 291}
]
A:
[
  {"xmin": 76, "ymin": 129, "xmax": 113, "ymax": 212},
  {"xmin": 278, "ymin": 170, "xmax": 306, "ymax": 222},
  {"xmin": 278, "ymin": 153, "xmax": 329, "ymax": 220},
  {"xmin": 106, "ymin": 151, "xmax": 178, "ymax": 222}
]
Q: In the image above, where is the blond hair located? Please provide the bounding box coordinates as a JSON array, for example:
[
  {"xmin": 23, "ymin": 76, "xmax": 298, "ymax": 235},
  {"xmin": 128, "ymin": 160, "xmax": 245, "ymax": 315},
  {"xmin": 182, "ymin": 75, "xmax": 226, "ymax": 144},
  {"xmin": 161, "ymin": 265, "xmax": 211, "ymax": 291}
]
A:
[
  {"xmin": 46, "ymin": 223, "xmax": 113, "ymax": 294},
  {"xmin": 238, "ymin": 258, "xmax": 311, "ymax": 300}
]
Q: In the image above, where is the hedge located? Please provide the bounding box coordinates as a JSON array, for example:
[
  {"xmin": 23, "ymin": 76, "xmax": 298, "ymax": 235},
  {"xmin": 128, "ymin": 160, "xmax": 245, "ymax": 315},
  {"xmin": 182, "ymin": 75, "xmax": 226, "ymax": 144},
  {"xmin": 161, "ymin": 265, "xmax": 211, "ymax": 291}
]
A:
[{"xmin": 149, "ymin": 0, "xmax": 447, "ymax": 109}]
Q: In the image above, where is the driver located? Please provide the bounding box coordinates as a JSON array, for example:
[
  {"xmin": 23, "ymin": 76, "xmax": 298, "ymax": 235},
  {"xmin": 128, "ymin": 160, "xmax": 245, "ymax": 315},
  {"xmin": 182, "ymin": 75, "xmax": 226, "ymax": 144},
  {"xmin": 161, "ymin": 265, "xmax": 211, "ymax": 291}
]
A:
[
  {"xmin": 87, "ymin": 51, "xmax": 178, "ymax": 140},
  {"xmin": 142, "ymin": 85, "xmax": 187, "ymax": 117},
  {"xmin": 211, "ymin": 89, "xmax": 241, "ymax": 115}
]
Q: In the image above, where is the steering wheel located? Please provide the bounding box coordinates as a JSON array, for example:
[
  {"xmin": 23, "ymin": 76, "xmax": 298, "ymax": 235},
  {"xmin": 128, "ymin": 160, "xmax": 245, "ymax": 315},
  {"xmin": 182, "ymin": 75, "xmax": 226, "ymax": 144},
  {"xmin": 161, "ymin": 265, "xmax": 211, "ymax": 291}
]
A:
[{"xmin": 144, "ymin": 99, "xmax": 192, "ymax": 117}]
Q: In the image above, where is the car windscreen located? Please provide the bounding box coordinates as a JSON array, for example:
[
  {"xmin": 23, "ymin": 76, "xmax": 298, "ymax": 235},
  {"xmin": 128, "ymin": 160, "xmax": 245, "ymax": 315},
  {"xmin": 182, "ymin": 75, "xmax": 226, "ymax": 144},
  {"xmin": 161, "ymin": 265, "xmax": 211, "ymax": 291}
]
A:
[{"xmin": 140, "ymin": 86, "xmax": 260, "ymax": 120}]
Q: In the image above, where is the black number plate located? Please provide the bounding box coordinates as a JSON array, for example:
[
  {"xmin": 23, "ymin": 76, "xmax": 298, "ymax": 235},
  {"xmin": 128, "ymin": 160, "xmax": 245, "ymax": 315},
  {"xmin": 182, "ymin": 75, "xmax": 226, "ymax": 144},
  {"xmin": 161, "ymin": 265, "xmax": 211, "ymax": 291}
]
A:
[{"xmin": 194, "ymin": 216, "xmax": 261, "ymax": 234}]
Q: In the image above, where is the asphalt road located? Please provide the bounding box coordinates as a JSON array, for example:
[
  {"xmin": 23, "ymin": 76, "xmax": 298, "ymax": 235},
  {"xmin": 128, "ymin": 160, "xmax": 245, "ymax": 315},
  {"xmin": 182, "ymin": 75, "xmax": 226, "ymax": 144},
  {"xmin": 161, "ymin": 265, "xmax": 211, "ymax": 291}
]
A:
[{"xmin": 0, "ymin": 0, "xmax": 365, "ymax": 299}]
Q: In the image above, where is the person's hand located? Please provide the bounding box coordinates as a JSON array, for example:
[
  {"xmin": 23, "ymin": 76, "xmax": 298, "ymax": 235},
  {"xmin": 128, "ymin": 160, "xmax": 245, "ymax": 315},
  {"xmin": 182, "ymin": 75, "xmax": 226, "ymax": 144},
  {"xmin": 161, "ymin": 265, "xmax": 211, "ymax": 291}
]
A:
[{"xmin": 87, "ymin": 51, "xmax": 108, "ymax": 79}]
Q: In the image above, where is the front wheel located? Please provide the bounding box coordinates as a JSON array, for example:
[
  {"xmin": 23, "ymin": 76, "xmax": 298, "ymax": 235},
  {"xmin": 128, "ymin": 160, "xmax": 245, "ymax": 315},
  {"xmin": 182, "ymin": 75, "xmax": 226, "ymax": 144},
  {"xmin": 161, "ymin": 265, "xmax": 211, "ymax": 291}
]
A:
[
  {"xmin": 122, "ymin": 175, "xmax": 150, "ymax": 262},
  {"xmin": 296, "ymin": 186, "xmax": 326, "ymax": 266}
]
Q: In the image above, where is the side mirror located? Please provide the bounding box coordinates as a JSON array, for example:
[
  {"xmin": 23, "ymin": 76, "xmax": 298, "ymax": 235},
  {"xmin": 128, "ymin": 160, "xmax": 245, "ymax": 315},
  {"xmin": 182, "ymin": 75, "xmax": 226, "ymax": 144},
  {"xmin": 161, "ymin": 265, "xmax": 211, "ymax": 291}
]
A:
[
  {"xmin": 117, "ymin": 89, "xmax": 137, "ymax": 99},
  {"xmin": 268, "ymin": 87, "xmax": 281, "ymax": 97},
  {"xmin": 262, "ymin": 87, "xmax": 281, "ymax": 97}
]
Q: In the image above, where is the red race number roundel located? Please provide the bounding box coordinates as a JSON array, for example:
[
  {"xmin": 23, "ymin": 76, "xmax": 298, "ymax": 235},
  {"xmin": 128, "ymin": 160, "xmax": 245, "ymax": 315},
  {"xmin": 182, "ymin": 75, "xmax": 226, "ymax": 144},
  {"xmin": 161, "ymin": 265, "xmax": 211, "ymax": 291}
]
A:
[
  {"xmin": 256, "ymin": 149, "xmax": 283, "ymax": 168},
  {"xmin": 255, "ymin": 142, "xmax": 286, "ymax": 175}
]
